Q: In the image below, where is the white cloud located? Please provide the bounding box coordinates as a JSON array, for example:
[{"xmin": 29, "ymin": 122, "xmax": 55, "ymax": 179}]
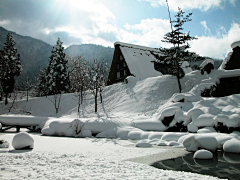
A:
[
  {"xmin": 139, "ymin": 0, "xmax": 236, "ymax": 11},
  {"xmin": 200, "ymin": 21, "xmax": 212, "ymax": 36},
  {"xmin": 190, "ymin": 22, "xmax": 240, "ymax": 59},
  {"xmin": 120, "ymin": 18, "xmax": 171, "ymax": 47}
]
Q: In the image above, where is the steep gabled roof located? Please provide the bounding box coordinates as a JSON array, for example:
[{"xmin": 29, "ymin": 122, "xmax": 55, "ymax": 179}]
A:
[{"xmin": 115, "ymin": 42, "xmax": 163, "ymax": 79}]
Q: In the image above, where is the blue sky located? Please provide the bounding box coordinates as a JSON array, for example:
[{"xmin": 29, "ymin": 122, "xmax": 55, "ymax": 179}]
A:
[{"xmin": 0, "ymin": 0, "xmax": 240, "ymax": 59}]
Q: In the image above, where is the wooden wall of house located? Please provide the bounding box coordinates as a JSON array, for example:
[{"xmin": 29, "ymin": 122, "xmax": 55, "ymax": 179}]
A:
[
  {"xmin": 107, "ymin": 45, "xmax": 131, "ymax": 85},
  {"xmin": 202, "ymin": 76, "xmax": 240, "ymax": 97},
  {"xmin": 224, "ymin": 46, "xmax": 240, "ymax": 70}
]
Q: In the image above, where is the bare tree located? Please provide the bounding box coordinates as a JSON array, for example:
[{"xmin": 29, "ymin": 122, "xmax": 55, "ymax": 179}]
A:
[
  {"xmin": 49, "ymin": 94, "xmax": 62, "ymax": 114},
  {"xmin": 88, "ymin": 59, "xmax": 108, "ymax": 113},
  {"xmin": 68, "ymin": 56, "xmax": 89, "ymax": 113}
]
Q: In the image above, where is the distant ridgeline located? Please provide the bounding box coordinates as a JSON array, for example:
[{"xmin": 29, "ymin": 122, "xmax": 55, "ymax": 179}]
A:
[{"xmin": 202, "ymin": 40, "xmax": 240, "ymax": 97}]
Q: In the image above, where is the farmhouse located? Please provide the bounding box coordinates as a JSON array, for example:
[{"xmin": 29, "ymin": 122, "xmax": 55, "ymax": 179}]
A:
[{"xmin": 107, "ymin": 42, "xmax": 192, "ymax": 85}]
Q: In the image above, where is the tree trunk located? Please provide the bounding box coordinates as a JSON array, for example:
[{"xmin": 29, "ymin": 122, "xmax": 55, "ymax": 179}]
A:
[
  {"xmin": 176, "ymin": 75, "xmax": 182, "ymax": 93},
  {"xmin": 5, "ymin": 92, "xmax": 8, "ymax": 105},
  {"xmin": 78, "ymin": 94, "xmax": 81, "ymax": 113},
  {"xmin": 99, "ymin": 87, "xmax": 103, "ymax": 103},
  {"xmin": 0, "ymin": 91, "xmax": 2, "ymax": 101},
  {"xmin": 81, "ymin": 86, "xmax": 83, "ymax": 104},
  {"xmin": 95, "ymin": 89, "xmax": 98, "ymax": 113}
]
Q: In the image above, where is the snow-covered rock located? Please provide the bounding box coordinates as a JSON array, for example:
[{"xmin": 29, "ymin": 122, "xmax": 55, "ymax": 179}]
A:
[
  {"xmin": 77, "ymin": 129, "xmax": 92, "ymax": 138},
  {"xmin": 223, "ymin": 138, "xmax": 240, "ymax": 153},
  {"xmin": 96, "ymin": 127, "xmax": 117, "ymax": 138},
  {"xmin": 161, "ymin": 132, "xmax": 187, "ymax": 142},
  {"xmin": 193, "ymin": 150, "xmax": 213, "ymax": 159},
  {"xmin": 116, "ymin": 126, "xmax": 142, "ymax": 140},
  {"xmin": 182, "ymin": 134, "xmax": 218, "ymax": 152},
  {"xmin": 195, "ymin": 135, "xmax": 218, "ymax": 152},
  {"xmin": 187, "ymin": 123, "xmax": 198, "ymax": 133},
  {"xmin": 12, "ymin": 132, "xmax": 34, "ymax": 150},
  {"xmin": 197, "ymin": 127, "xmax": 216, "ymax": 133},
  {"xmin": 135, "ymin": 140, "xmax": 152, "ymax": 147},
  {"xmin": 133, "ymin": 120, "xmax": 166, "ymax": 131},
  {"xmin": 182, "ymin": 135, "xmax": 199, "ymax": 152}
]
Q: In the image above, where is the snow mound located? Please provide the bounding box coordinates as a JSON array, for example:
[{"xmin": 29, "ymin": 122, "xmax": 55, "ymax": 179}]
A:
[
  {"xmin": 183, "ymin": 134, "xmax": 218, "ymax": 152},
  {"xmin": 12, "ymin": 132, "xmax": 34, "ymax": 150},
  {"xmin": 197, "ymin": 127, "xmax": 216, "ymax": 133},
  {"xmin": 199, "ymin": 59, "xmax": 214, "ymax": 69},
  {"xmin": 133, "ymin": 120, "xmax": 166, "ymax": 131},
  {"xmin": 223, "ymin": 138, "xmax": 240, "ymax": 153},
  {"xmin": 161, "ymin": 132, "xmax": 187, "ymax": 142},
  {"xmin": 231, "ymin": 40, "xmax": 240, "ymax": 49},
  {"xmin": 193, "ymin": 150, "xmax": 213, "ymax": 159},
  {"xmin": 135, "ymin": 140, "xmax": 152, "ymax": 147}
]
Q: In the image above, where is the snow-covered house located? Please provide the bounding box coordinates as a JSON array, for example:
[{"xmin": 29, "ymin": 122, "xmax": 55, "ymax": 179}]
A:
[
  {"xmin": 107, "ymin": 42, "xmax": 192, "ymax": 85},
  {"xmin": 206, "ymin": 40, "xmax": 240, "ymax": 97}
]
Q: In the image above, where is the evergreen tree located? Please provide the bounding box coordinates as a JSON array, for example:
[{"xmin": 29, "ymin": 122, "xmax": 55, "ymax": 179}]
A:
[
  {"xmin": 36, "ymin": 67, "xmax": 48, "ymax": 96},
  {"xmin": 0, "ymin": 33, "xmax": 22, "ymax": 104},
  {"xmin": 45, "ymin": 38, "xmax": 69, "ymax": 95},
  {"xmin": 159, "ymin": 7, "xmax": 197, "ymax": 92}
]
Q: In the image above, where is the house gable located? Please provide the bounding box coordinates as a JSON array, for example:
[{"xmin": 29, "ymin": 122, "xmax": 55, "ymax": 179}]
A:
[{"xmin": 107, "ymin": 44, "xmax": 131, "ymax": 85}]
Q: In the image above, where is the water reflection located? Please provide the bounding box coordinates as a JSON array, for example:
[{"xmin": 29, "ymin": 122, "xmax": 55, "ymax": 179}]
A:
[{"xmin": 151, "ymin": 151, "xmax": 240, "ymax": 180}]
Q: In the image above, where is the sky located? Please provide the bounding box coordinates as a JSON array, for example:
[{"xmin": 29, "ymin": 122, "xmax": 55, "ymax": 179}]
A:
[{"xmin": 0, "ymin": 0, "xmax": 240, "ymax": 60}]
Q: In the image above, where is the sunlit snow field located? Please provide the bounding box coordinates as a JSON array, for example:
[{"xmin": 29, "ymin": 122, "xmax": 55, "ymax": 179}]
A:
[{"xmin": 1, "ymin": 66, "xmax": 240, "ymax": 179}]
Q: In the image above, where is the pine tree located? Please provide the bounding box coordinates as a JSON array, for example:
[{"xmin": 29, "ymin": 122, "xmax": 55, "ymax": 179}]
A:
[
  {"xmin": 160, "ymin": 7, "xmax": 197, "ymax": 92},
  {"xmin": 0, "ymin": 32, "xmax": 22, "ymax": 104},
  {"xmin": 36, "ymin": 67, "xmax": 48, "ymax": 97},
  {"xmin": 45, "ymin": 38, "xmax": 69, "ymax": 95}
]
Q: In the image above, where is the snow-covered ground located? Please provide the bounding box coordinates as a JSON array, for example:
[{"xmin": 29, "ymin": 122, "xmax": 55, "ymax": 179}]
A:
[
  {"xmin": 1, "ymin": 58, "xmax": 240, "ymax": 179},
  {"xmin": 1, "ymin": 132, "xmax": 221, "ymax": 180}
]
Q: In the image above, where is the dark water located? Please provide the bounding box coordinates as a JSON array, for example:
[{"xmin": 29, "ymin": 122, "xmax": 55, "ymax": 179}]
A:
[{"xmin": 151, "ymin": 151, "xmax": 240, "ymax": 180}]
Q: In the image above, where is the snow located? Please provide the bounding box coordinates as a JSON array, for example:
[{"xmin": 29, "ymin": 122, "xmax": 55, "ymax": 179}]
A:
[
  {"xmin": 199, "ymin": 59, "xmax": 214, "ymax": 69},
  {"xmin": 119, "ymin": 44, "xmax": 162, "ymax": 80},
  {"xmin": 12, "ymin": 132, "xmax": 34, "ymax": 150},
  {"xmin": 197, "ymin": 127, "xmax": 216, "ymax": 133},
  {"xmin": 1, "ymin": 53, "xmax": 240, "ymax": 179},
  {"xmin": 193, "ymin": 150, "xmax": 213, "ymax": 159},
  {"xmin": 219, "ymin": 51, "xmax": 232, "ymax": 69},
  {"xmin": 0, "ymin": 115, "xmax": 52, "ymax": 126},
  {"xmin": 0, "ymin": 133, "xmax": 221, "ymax": 180},
  {"xmin": 116, "ymin": 42, "xmax": 192, "ymax": 80},
  {"xmin": 223, "ymin": 138, "xmax": 240, "ymax": 153},
  {"xmin": 231, "ymin": 40, "xmax": 240, "ymax": 49},
  {"xmin": 135, "ymin": 140, "xmax": 153, "ymax": 147}
]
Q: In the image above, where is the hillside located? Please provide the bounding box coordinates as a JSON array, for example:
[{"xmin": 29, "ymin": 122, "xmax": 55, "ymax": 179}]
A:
[
  {"xmin": 0, "ymin": 27, "xmax": 52, "ymax": 89},
  {"xmin": 64, "ymin": 44, "xmax": 114, "ymax": 65},
  {"xmin": 0, "ymin": 27, "xmax": 114, "ymax": 89}
]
